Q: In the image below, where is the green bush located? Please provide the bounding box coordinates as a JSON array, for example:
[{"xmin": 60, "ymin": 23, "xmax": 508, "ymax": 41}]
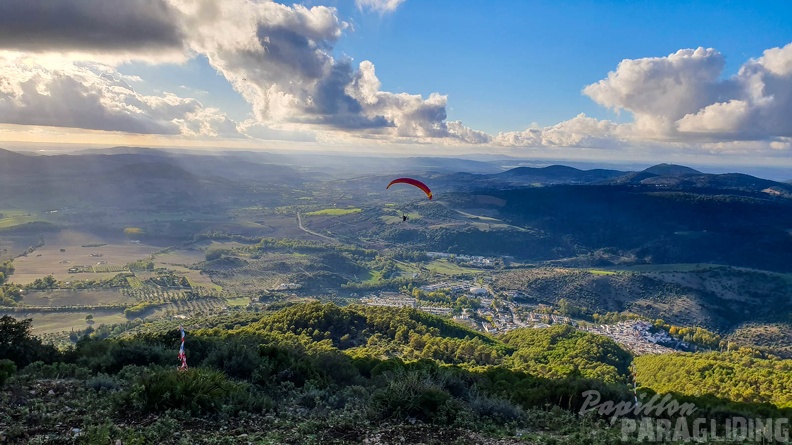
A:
[
  {"xmin": 86, "ymin": 373, "xmax": 122, "ymax": 392},
  {"xmin": 21, "ymin": 361, "xmax": 91, "ymax": 380},
  {"xmin": 202, "ymin": 341, "xmax": 261, "ymax": 380},
  {"xmin": 0, "ymin": 316, "xmax": 59, "ymax": 367},
  {"xmin": 368, "ymin": 369, "xmax": 460, "ymax": 424},
  {"xmin": 120, "ymin": 368, "xmax": 267, "ymax": 416},
  {"xmin": 0, "ymin": 359, "xmax": 16, "ymax": 386},
  {"xmin": 467, "ymin": 389, "xmax": 525, "ymax": 424}
]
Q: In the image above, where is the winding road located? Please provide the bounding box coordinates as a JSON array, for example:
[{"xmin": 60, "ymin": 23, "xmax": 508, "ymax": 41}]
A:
[{"xmin": 296, "ymin": 212, "xmax": 338, "ymax": 244}]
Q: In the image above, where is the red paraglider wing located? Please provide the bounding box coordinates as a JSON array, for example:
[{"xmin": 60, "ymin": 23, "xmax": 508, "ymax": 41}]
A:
[{"xmin": 386, "ymin": 178, "xmax": 432, "ymax": 200}]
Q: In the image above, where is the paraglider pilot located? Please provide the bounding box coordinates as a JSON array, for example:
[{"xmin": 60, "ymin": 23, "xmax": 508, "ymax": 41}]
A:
[{"xmin": 178, "ymin": 325, "xmax": 188, "ymax": 371}]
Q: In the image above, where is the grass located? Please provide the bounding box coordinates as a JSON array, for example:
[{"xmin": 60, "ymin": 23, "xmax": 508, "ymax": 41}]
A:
[
  {"xmin": 588, "ymin": 269, "xmax": 618, "ymax": 275},
  {"xmin": 0, "ymin": 211, "xmax": 41, "ymax": 229},
  {"xmin": 425, "ymin": 260, "xmax": 483, "ymax": 276},
  {"xmin": 305, "ymin": 208, "xmax": 362, "ymax": 216},
  {"xmin": 225, "ymin": 296, "xmax": 251, "ymax": 307},
  {"xmin": 20, "ymin": 289, "xmax": 133, "ymax": 307},
  {"xmin": 126, "ymin": 276, "xmax": 145, "ymax": 288},
  {"xmin": 9, "ymin": 230, "xmax": 160, "ymax": 285},
  {"xmin": 6, "ymin": 310, "xmax": 128, "ymax": 334},
  {"xmin": 358, "ymin": 270, "xmax": 381, "ymax": 284},
  {"xmin": 380, "ymin": 210, "xmax": 422, "ymax": 225}
]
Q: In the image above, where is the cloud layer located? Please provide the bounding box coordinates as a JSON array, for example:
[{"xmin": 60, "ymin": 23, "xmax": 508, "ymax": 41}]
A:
[
  {"xmin": 0, "ymin": 0, "xmax": 790, "ymax": 154},
  {"xmin": 0, "ymin": 0, "xmax": 185, "ymax": 61},
  {"xmin": 0, "ymin": 54, "xmax": 239, "ymax": 137},
  {"xmin": 583, "ymin": 44, "xmax": 792, "ymax": 142}
]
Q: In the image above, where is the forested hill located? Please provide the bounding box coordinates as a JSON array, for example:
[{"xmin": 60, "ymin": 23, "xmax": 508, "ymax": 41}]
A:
[
  {"xmin": 192, "ymin": 302, "xmax": 631, "ymax": 382},
  {"xmin": 2, "ymin": 303, "xmax": 792, "ymax": 443},
  {"xmin": 438, "ymin": 183, "xmax": 792, "ymax": 272}
]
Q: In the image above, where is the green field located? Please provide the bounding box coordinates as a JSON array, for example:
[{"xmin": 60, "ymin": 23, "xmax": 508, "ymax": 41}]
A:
[
  {"xmin": 225, "ymin": 296, "xmax": 251, "ymax": 307},
  {"xmin": 0, "ymin": 211, "xmax": 41, "ymax": 229},
  {"xmin": 305, "ymin": 208, "xmax": 362, "ymax": 216},
  {"xmin": 126, "ymin": 276, "xmax": 145, "ymax": 288},
  {"xmin": 588, "ymin": 269, "xmax": 618, "ymax": 275},
  {"xmin": 10, "ymin": 310, "xmax": 128, "ymax": 334},
  {"xmin": 426, "ymin": 259, "xmax": 484, "ymax": 276}
]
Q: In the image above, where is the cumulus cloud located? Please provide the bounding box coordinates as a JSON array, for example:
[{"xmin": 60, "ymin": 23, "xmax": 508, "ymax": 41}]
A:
[
  {"xmin": 0, "ymin": 0, "xmax": 450, "ymax": 142},
  {"xmin": 2, "ymin": 0, "xmax": 790, "ymax": 154},
  {"xmin": 0, "ymin": 0, "xmax": 185, "ymax": 61},
  {"xmin": 0, "ymin": 54, "xmax": 240, "ymax": 137},
  {"xmin": 446, "ymin": 121, "xmax": 492, "ymax": 144},
  {"xmin": 355, "ymin": 0, "xmax": 406, "ymax": 14},
  {"xmin": 582, "ymin": 43, "xmax": 792, "ymax": 142},
  {"xmin": 171, "ymin": 0, "xmax": 453, "ymax": 139},
  {"xmin": 494, "ymin": 114, "xmax": 627, "ymax": 148},
  {"xmin": 238, "ymin": 119, "xmax": 317, "ymax": 142}
]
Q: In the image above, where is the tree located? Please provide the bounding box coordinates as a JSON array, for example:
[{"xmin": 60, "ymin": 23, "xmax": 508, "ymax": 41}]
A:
[
  {"xmin": 124, "ymin": 227, "xmax": 144, "ymax": 237},
  {"xmin": 0, "ymin": 316, "xmax": 58, "ymax": 367}
]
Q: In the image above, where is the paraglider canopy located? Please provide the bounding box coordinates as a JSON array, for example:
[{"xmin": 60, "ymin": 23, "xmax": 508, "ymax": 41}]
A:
[{"xmin": 386, "ymin": 178, "xmax": 432, "ymax": 200}]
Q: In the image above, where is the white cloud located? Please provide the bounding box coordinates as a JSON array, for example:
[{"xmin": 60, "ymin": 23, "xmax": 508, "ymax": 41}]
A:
[
  {"xmin": 494, "ymin": 114, "xmax": 627, "ymax": 148},
  {"xmin": 446, "ymin": 121, "xmax": 492, "ymax": 144},
  {"xmin": 0, "ymin": 0, "xmax": 790, "ymax": 156},
  {"xmin": 171, "ymin": 1, "xmax": 451, "ymax": 139},
  {"xmin": 355, "ymin": 0, "xmax": 406, "ymax": 14},
  {"xmin": 582, "ymin": 43, "xmax": 792, "ymax": 142},
  {"xmin": 238, "ymin": 119, "xmax": 316, "ymax": 142},
  {"xmin": 0, "ymin": 53, "xmax": 240, "ymax": 137}
]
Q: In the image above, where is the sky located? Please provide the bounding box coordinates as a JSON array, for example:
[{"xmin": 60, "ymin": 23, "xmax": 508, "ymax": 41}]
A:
[{"xmin": 1, "ymin": 0, "xmax": 792, "ymax": 166}]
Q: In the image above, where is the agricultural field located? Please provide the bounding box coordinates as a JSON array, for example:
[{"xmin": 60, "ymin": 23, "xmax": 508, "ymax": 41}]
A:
[
  {"xmin": 154, "ymin": 265, "xmax": 221, "ymax": 291},
  {"xmin": 8, "ymin": 230, "xmax": 160, "ymax": 285},
  {"xmin": 588, "ymin": 269, "xmax": 618, "ymax": 275},
  {"xmin": 18, "ymin": 289, "xmax": 133, "ymax": 307},
  {"xmin": 425, "ymin": 259, "xmax": 485, "ymax": 276},
  {"xmin": 0, "ymin": 210, "xmax": 42, "ymax": 229},
  {"xmin": 304, "ymin": 207, "xmax": 362, "ymax": 216},
  {"xmin": 0, "ymin": 234, "xmax": 41, "ymax": 261},
  {"xmin": 10, "ymin": 309, "xmax": 129, "ymax": 335},
  {"xmin": 153, "ymin": 247, "xmax": 210, "ymax": 267}
]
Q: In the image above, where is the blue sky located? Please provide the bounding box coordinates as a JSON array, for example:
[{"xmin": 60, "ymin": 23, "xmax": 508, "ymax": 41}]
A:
[
  {"xmin": 118, "ymin": 0, "xmax": 792, "ymax": 134},
  {"xmin": 1, "ymin": 0, "xmax": 792, "ymax": 163},
  {"xmin": 331, "ymin": 0, "xmax": 792, "ymax": 132}
]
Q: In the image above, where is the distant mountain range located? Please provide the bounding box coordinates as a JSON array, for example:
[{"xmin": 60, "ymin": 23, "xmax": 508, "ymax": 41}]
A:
[
  {"xmin": 3, "ymin": 146, "xmax": 791, "ymax": 211},
  {"xmin": 428, "ymin": 162, "xmax": 792, "ymax": 199}
]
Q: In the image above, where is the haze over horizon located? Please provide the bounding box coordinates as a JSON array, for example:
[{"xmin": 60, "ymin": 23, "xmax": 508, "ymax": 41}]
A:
[{"xmin": 1, "ymin": 0, "xmax": 792, "ymax": 168}]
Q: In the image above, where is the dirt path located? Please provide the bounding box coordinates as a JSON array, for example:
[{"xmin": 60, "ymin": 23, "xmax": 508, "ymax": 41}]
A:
[{"xmin": 296, "ymin": 212, "xmax": 339, "ymax": 244}]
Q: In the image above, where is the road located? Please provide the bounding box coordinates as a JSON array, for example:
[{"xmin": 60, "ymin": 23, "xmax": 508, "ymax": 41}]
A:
[{"xmin": 296, "ymin": 212, "xmax": 338, "ymax": 244}]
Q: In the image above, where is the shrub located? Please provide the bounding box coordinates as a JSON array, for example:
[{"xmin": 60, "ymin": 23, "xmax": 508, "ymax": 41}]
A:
[
  {"xmin": 0, "ymin": 359, "xmax": 16, "ymax": 386},
  {"xmin": 202, "ymin": 341, "xmax": 261, "ymax": 380},
  {"xmin": 86, "ymin": 373, "xmax": 122, "ymax": 392},
  {"xmin": 120, "ymin": 368, "xmax": 266, "ymax": 416},
  {"xmin": 0, "ymin": 316, "xmax": 59, "ymax": 367},
  {"xmin": 21, "ymin": 361, "xmax": 91, "ymax": 380},
  {"xmin": 468, "ymin": 388, "xmax": 525, "ymax": 424},
  {"xmin": 368, "ymin": 369, "xmax": 460, "ymax": 424}
]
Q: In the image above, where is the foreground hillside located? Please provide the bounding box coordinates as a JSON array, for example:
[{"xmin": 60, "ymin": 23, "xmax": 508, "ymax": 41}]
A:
[{"xmin": 2, "ymin": 303, "xmax": 791, "ymax": 444}]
